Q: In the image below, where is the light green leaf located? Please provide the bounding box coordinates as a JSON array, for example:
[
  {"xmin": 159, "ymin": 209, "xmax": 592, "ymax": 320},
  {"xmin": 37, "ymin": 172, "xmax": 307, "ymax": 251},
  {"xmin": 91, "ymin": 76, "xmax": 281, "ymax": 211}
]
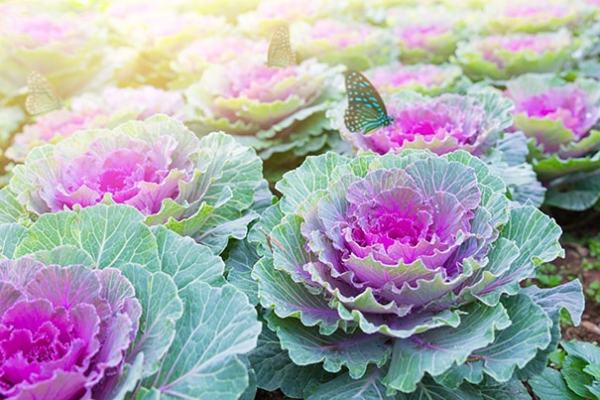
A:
[
  {"xmin": 307, "ymin": 369, "xmax": 393, "ymax": 400},
  {"xmin": 545, "ymin": 170, "xmax": 600, "ymax": 211},
  {"xmin": 475, "ymin": 294, "xmax": 553, "ymax": 382},
  {"xmin": 249, "ymin": 327, "xmax": 332, "ymax": 398},
  {"xmin": 149, "ymin": 282, "xmax": 261, "ymax": 400},
  {"xmin": 395, "ymin": 378, "xmax": 480, "ymax": 400},
  {"xmin": 276, "ymin": 152, "xmax": 349, "ymax": 215},
  {"xmin": 225, "ymin": 239, "xmax": 260, "ymax": 305},
  {"xmin": 562, "ymin": 341, "xmax": 600, "ymax": 366},
  {"xmin": 152, "ymin": 225, "xmax": 224, "ymax": 289},
  {"xmin": 31, "ymin": 245, "xmax": 94, "ymax": 266},
  {"xmin": 266, "ymin": 312, "xmax": 390, "ymax": 380},
  {"xmin": 383, "ymin": 303, "xmax": 511, "ymax": 393},
  {"xmin": 562, "ymin": 355, "xmax": 594, "ymax": 398},
  {"xmin": 0, "ymin": 223, "xmax": 26, "ymax": 258},
  {"xmin": 15, "ymin": 205, "xmax": 160, "ymax": 271},
  {"xmin": 253, "ymin": 256, "xmax": 343, "ymax": 335},
  {"xmin": 472, "ymin": 378, "xmax": 531, "ymax": 400},
  {"xmin": 122, "ymin": 265, "xmax": 183, "ymax": 378},
  {"xmin": 528, "ymin": 368, "xmax": 580, "ymax": 400},
  {"xmin": 0, "ymin": 189, "xmax": 30, "ymax": 225}
]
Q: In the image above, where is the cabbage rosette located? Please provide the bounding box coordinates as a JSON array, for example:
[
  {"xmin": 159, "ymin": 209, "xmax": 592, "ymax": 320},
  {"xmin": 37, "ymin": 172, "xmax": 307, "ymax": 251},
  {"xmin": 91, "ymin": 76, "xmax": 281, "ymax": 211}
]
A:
[
  {"xmin": 505, "ymin": 74, "xmax": 600, "ymax": 210},
  {"xmin": 249, "ymin": 150, "xmax": 584, "ymax": 396},
  {"xmin": 110, "ymin": 8, "xmax": 230, "ymax": 89},
  {"xmin": 291, "ymin": 19, "xmax": 397, "ymax": 71},
  {"xmin": 170, "ymin": 35, "xmax": 268, "ymax": 89},
  {"xmin": 0, "ymin": 203, "xmax": 260, "ymax": 399},
  {"xmin": 335, "ymin": 89, "xmax": 513, "ymax": 157},
  {"xmin": 481, "ymin": 0, "xmax": 595, "ymax": 34},
  {"xmin": 455, "ymin": 29, "xmax": 579, "ymax": 81},
  {"xmin": 386, "ymin": 7, "xmax": 464, "ymax": 64},
  {"xmin": 185, "ymin": 59, "xmax": 342, "ymax": 162},
  {"xmin": 366, "ymin": 63, "xmax": 466, "ymax": 97},
  {"xmin": 0, "ymin": 2, "xmax": 111, "ymax": 100},
  {"xmin": 6, "ymin": 86, "xmax": 184, "ymax": 163},
  {"xmin": 5, "ymin": 115, "xmax": 265, "ymax": 253}
]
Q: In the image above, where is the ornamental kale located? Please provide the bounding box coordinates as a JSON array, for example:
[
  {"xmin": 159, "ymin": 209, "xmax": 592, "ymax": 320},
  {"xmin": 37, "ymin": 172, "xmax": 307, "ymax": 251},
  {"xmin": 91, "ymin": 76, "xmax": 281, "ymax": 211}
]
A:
[
  {"xmin": 0, "ymin": 204, "xmax": 261, "ymax": 400},
  {"xmin": 250, "ymin": 149, "xmax": 584, "ymax": 397},
  {"xmin": 5, "ymin": 115, "xmax": 266, "ymax": 253},
  {"xmin": 505, "ymin": 73, "xmax": 600, "ymax": 210}
]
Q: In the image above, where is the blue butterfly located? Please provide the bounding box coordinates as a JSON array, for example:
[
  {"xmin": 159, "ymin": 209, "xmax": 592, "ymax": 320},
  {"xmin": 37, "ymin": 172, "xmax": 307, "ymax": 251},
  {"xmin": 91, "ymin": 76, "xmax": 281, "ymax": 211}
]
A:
[{"xmin": 344, "ymin": 70, "xmax": 393, "ymax": 134}]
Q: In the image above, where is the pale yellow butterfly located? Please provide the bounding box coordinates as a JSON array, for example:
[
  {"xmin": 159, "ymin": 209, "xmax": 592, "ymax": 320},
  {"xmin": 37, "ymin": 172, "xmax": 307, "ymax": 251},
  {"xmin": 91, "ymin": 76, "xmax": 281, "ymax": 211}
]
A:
[
  {"xmin": 267, "ymin": 23, "xmax": 297, "ymax": 68},
  {"xmin": 25, "ymin": 71, "xmax": 62, "ymax": 116}
]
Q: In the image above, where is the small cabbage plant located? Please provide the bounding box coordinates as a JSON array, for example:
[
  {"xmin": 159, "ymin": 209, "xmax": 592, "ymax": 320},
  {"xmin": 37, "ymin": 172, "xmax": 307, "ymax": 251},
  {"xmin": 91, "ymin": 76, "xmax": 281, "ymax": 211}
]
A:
[
  {"xmin": 185, "ymin": 59, "xmax": 343, "ymax": 167},
  {"xmin": 455, "ymin": 29, "xmax": 579, "ymax": 80},
  {"xmin": 505, "ymin": 73, "xmax": 600, "ymax": 210},
  {"xmin": 0, "ymin": 204, "xmax": 260, "ymax": 400},
  {"xmin": 249, "ymin": 150, "xmax": 584, "ymax": 398},
  {"xmin": 3, "ymin": 115, "xmax": 266, "ymax": 254}
]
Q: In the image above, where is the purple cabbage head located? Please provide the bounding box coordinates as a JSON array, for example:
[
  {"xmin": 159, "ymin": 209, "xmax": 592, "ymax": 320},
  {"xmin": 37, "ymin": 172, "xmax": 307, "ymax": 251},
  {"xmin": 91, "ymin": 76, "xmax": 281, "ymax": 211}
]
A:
[{"xmin": 0, "ymin": 258, "xmax": 140, "ymax": 399}]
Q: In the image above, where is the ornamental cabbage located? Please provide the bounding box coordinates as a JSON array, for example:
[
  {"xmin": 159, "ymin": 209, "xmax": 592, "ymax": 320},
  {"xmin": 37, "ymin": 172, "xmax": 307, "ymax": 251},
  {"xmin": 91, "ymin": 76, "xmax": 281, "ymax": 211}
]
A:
[
  {"xmin": 291, "ymin": 19, "xmax": 397, "ymax": 71},
  {"xmin": 0, "ymin": 2, "xmax": 111, "ymax": 100},
  {"xmin": 170, "ymin": 35, "xmax": 268, "ymax": 89},
  {"xmin": 109, "ymin": 6, "xmax": 230, "ymax": 89},
  {"xmin": 505, "ymin": 73, "xmax": 600, "ymax": 210},
  {"xmin": 335, "ymin": 89, "xmax": 513, "ymax": 156},
  {"xmin": 185, "ymin": 59, "xmax": 342, "ymax": 164},
  {"xmin": 455, "ymin": 29, "xmax": 579, "ymax": 80},
  {"xmin": 250, "ymin": 150, "xmax": 584, "ymax": 396},
  {"xmin": 386, "ymin": 6, "xmax": 464, "ymax": 64},
  {"xmin": 6, "ymin": 86, "xmax": 184, "ymax": 163},
  {"xmin": 0, "ymin": 258, "xmax": 141, "ymax": 399},
  {"xmin": 6, "ymin": 115, "xmax": 265, "ymax": 253},
  {"xmin": 481, "ymin": 0, "xmax": 594, "ymax": 34},
  {"xmin": 365, "ymin": 63, "xmax": 465, "ymax": 97},
  {"xmin": 0, "ymin": 204, "xmax": 261, "ymax": 400}
]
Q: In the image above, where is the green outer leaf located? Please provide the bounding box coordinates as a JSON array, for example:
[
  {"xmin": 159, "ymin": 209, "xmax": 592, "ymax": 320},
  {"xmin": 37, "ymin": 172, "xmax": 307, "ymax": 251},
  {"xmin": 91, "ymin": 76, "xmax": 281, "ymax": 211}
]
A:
[
  {"xmin": 276, "ymin": 152, "xmax": 349, "ymax": 215},
  {"xmin": 475, "ymin": 294, "xmax": 553, "ymax": 382},
  {"xmin": 534, "ymin": 151, "xmax": 600, "ymax": 180},
  {"xmin": 266, "ymin": 312, "xmax": 391, "ymax": 380},
  {"xmin": 528, "ymin": 368, "xmax": 581, "ymax": 400},
  {"xmin": 383, "ymin": 302, "xmax": 511, "ymax": 393},
  {"xmin": 395, "ymin": 378, "xmax": 480, "ymax": 400},
  {"xmin": 15, "ymin": 205, "xmax": 160, "ymax": 271},
  {"xmin": 306, "ymin": 369, "xmax": 393, "ymax": 400},
  {"xmin": 149, "ymin": 282, "xmax": 261, "ymax": 400},
  {"xmin": 523, "ymin": 280, "xmax": 585, "ymax": 326},
  {"xmin": 0, "ymin": 189, "xmax": 30, "ymax": 225},
  {"xmin": 249, "ymin": 327, "xmax": 333, "ymax": 398},
  {"xmin": 472, "ymin": 378, "xmax": 531, "ymax": 400},
  {"xmin": 122, "ymin": 265, "xmax": 183, "ymax": 378},
  {"xmin": 475, "ymin": 205, "xmax": 563, "ymax": 305},
  {"xmin": 562, "ymin": 341, "xmax": 600, "ymax": 366},
  {"xmin": 0, "ymin": 223, "xmax": 26, "ymax": 259},
  {"xmin": 31, "ymin": 245, "xmax": 95, "ymax": 266},
  {"xmin": 545, "ymin": 170, "xmax": 600, "ymax": 211},
  {"xmin": 562, "ymin": 355, "xmax": 593, "ymax": 398},
  {"xmin": 152, "ymin": 225, "xmax": 224, "ymax": 289},
  {"xmin": 253, "ymin": 256, "xmax": 343, "ymax": 335},
  {"xmin": 225, "ymin": 238, "xmax": 260, "ymax": 306}
]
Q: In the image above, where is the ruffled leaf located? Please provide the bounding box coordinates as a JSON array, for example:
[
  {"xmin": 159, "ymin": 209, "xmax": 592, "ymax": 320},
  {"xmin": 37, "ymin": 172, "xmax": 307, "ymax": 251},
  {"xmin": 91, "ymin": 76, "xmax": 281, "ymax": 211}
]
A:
[
  {"xmin": 15, "ymin": 204, "xmax": 160, "ymax": 271},
  {"xmin": 142, "ymin": 282, "xmax": 261, "ymax": 400},
  {"xmin": 383, "ymin": 302, "xmax": 511, "ymax": 393}
]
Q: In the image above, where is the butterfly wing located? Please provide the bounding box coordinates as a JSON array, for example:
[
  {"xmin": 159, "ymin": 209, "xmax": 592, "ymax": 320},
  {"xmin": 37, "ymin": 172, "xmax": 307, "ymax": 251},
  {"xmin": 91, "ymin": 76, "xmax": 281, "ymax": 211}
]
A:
[
  {"xmin": 267, "ymin": 24, "xmax": 297, "ymax": 68},
  {"xmin": 344, "ymin": 70, "xmax": 392, "ymax": 134},
  {"xmin": 25, "ymin": 71, "xmax": 62, "ymax": 116}
]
